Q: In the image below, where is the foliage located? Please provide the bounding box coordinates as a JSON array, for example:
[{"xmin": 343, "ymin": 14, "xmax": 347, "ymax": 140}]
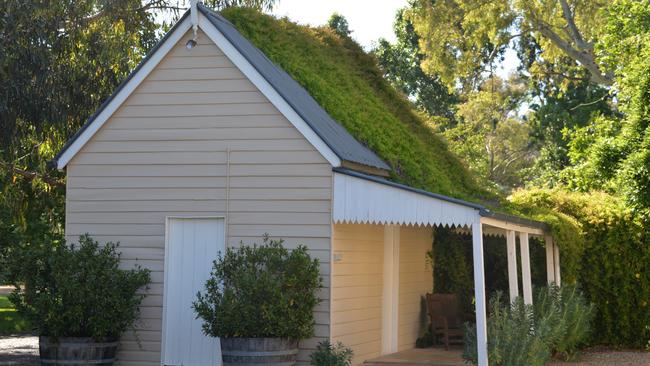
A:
[
  {"xmin": 327, "ymin": 13, "xmax": 351, "ymax": 38},
  {"xmin": 9, "ymin": 235, "xmax": 151, "ymax": 340},
  {"xmin": 431, "ymin": 226, "xmax": 548, "ymax": 318},
  {"xmin": 557, "ymin": 0, "xmax": 650, "ymax": 213},
  {"xmin": 309, "ymin": 340, "xmax": 354, "ymax": 366},
  {"xmin": 534, "ymin": 284, "xmax": 594, "ymax": 360},
  {"xmin": 431, "ymin": 228, "xmax": 474, "ymax": 315},
  {"xmin": 201, "ymin": 0, "xmax": 277, "ymax": 12},
  {"xmin": 525, "ymin": 84, "xmax": 614, "ymax": 187},
  {"xmin": 374, "ymin": 7, "xmax": 457, "ymax": 119},
  {"xmin": 441, "ymin": 77, "xmax": 535, "ymax": 190},
  {"xmin": 464, "ymin": 293, "xmax": 551, "ymax": 366},
  {"xmin": 404, "ymin": 0, "xmax": 613, "ymax": 89},
  {"xmin": 0, "ymin": 295, "xmax": 30, "ymax": 335},
  {"xmin": 193, "ymin": 235, "xmax": 322, "ymax": 340},
  {"xmin": 464, "ymin": 286, "xmax": 593, "ymax": 365},
  {"xmin": 510, "ymin": 189, "xmax": 650, "ymax": 346},
  {"xmin": 415, "ymin": 329, "xmax": 434, "ymax": 348},
  {"xmin": 221, "ymin": 7, "xmax": 491, "ymax": 202},
  {"xmin": 0, "ymin": 0, "xmax": 162, "ymax": 285}
]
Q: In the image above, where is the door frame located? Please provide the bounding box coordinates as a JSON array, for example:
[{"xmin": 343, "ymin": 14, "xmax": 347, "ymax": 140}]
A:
[{"xmin": 161, "ymin": 216, "xmax": 226, "ymax": 366}]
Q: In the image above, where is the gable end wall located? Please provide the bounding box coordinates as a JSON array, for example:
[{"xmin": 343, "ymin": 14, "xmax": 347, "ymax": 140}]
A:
[{"xmin": 65, "ymin": 29, "xmax": 332, "ymax": 366}]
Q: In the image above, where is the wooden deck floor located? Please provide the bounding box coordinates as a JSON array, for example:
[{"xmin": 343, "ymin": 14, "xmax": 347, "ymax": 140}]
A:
[{"xmin": 364, "ymin": 347, "xmax": 465, "ymax": 366}]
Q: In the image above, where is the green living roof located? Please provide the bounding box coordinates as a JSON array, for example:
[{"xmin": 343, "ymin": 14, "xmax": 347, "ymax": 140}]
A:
[{"xmin": 220, "ymin": 8, "xmax": 494, "ymax": 203}]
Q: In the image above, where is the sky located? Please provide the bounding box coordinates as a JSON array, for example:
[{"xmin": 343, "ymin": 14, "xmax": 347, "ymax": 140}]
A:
[
  {"xmin": 270, "ymin": 0, "xmax": 519, "ymax": 78},
  {"xmin": 159, "ymin": 1, "xmax": 519, "ymax": 78},
  {"xmin": 272, "ymin": 0, "xmax": 407, "ymax": 49}
]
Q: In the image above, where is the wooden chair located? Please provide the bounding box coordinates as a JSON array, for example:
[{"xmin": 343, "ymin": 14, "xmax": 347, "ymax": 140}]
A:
[{"xmin": 425, "ymin": 293, "xmax": 464, "ymax": 350}]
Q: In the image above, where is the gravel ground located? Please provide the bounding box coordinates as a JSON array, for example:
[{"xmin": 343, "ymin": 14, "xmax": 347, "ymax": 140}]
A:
[
  {"xmin": 0, "ymin": 335, "xmax": 38, "ymax": 366},
  {"xmin": 550, "ymin": 348, "xmax": 650, "ymax": 366},
  {"xmin": 0, "ymin": 335, "xmax": 648, "ymax": 365}
]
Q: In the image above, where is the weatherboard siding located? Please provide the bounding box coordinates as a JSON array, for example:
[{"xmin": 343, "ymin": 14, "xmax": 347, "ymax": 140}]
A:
[
  {"xmin": 397, "ymin": 226, "xmax": 433, "ymax": 352},
  {"xmin": 331, "ymin": 223, "xmax": 385, "ymax": 365},
  {"xmin": 330, "ymin": 224, "xmax": 433, "ymax": 364},
  {"xmin": 65, "ymin": 29, "xmax": 331, "ymax": 366}
]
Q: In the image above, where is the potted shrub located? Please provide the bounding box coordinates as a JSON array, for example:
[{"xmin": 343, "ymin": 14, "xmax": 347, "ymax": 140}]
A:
[
  {"xmin": 10, "ymin": 234, "xmax": 151, "ymax": 366},
  {"xmin": 194, "ymin": 235, "xmax": 322, "ymax": 365}
]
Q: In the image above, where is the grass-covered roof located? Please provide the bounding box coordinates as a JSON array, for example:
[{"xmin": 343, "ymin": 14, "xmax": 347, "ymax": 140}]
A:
[{"xmin": 221, "ymin": 8, "xmax": 494, "ymax": 203}]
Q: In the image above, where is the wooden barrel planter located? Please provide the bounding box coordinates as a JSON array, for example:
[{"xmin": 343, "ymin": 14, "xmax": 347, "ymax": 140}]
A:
[
  {"xmin": 221, "ymin": 338, "xmax": 299, "ymax": 366},
  {"xmin": 39, "ymin": 336, "xmax": 118, "ymax": 366}
]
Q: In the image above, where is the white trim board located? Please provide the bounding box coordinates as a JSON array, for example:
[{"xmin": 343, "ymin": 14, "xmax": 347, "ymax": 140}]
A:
[
  {"xmin": 56, "ymin": 17, "xmax": 192, "ymax": 170},
  {"xmin": 56, "ymin": 13, "xmax": 341, "ymax": 170},
  {"xmin": 480, "ymin": 216, "xmax": 545, "ymax": 236}
]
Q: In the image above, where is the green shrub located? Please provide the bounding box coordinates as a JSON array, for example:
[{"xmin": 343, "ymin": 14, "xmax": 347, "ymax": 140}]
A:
[
  {"xmin": 464, "ymin": 286, "xmax": 594, "ymax": 365},
  {"xmin": 309, "ymin": 340, "xmax": 354, "ymax": 366},
  {"xmin": 534, "ymin": 284, "xmax": 594, "ymax": 360},
  {"xmin": 463, "ymin": 293, "xmax": 551, "ymax": 366},
  {"xmin": 194, "ymin": 235, "xmax": 322, "ymax": 340},
  {"xmin": 10, "ymin": 234, "xmax": 151, "ymax": 340},
  {"xmin": 415, "ymin": 330, "xmax": 434, "ymax": 348}
]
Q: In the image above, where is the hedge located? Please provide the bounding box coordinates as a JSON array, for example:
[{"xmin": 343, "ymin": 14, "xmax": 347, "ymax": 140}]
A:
[{"xmin": 510, "ymin": 189, "xmax": 650, "ymax": 347}]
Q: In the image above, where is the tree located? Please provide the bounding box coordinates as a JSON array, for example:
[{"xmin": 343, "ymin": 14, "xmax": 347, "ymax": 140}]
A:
[
  {"xmin": 525, "ymin": 76, "xmax": 614, "ymax": 186},
  {"xmin": 0, "ymin": 0, "xmax": 279, "ymax": 283},
  {"xmin": 0, "ymin": 0, "xmax": 164, "ymax": 282},
  {"xmin": 327, "ymin": 13, "xmax": 351, "ymax": 37},
  {"xmin": 374, "ymin": 7, "xmax": 457, "ymax": 119},
  {"xmin": 559, "ymin": 0, "xmax": 650, "ymax": 212},
  {"xmin": 202, "ymin": 0, "xmax": 277, "ymax": 11},
  {"xmin": 440, "ymin": 77, "xmax": 535, "ymax": 190},
  {"xmin": 404, "ymin": 0, "xmax": 613, "ymax": 90}
]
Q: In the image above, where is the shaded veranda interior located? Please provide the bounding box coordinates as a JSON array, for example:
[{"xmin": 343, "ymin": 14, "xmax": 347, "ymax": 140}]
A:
[{"xmin": 330, "ymin": 169, "xmax": 561, "ymax": 366}]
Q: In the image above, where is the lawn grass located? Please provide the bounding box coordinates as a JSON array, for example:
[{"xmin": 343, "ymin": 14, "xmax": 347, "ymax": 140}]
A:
[{"xmin": 0, "ymin": 294, "xmax": 31, "ymax": 334}]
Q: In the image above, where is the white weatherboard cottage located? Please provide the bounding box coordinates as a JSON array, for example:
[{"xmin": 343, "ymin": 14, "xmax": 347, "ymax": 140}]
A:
[{"xmin": 54, "ymin": 3, "xmax": 560, "ymax": 366}]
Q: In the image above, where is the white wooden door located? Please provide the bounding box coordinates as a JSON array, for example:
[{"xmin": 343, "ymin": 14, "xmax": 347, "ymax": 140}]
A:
[{"xmin": 162, "ymin": 218, "xmax": 224, "ymax": 366}]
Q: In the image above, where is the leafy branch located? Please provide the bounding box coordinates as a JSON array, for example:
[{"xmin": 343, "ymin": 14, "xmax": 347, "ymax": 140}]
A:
[
  {"xmin": 527, "ymin": 1, "xmax": 614, "ymax": 86},
  {"xmin": 1, "ymin": 161, "xmax": 64, "ymax": 188}
]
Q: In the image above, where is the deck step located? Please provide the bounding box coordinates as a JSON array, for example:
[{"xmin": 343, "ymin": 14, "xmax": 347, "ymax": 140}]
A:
[{"xmin": 362, "ymin": 348, "xmax": 465, "ymax": 366}]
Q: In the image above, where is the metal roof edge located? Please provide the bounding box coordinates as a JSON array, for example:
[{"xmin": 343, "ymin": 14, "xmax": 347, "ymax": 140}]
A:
[{"xmin": 333, "ymin": 167, "xmax": 549, "ymax": 231}]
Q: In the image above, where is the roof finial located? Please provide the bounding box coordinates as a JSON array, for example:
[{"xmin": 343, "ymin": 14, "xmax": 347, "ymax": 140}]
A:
[
  {"xmin": 190, "ymin": 0, "xmax": 199, "ymax": 39},
  {"xmin": 186, "ymin": 0, "xmax": 199, "ymax": 49}
]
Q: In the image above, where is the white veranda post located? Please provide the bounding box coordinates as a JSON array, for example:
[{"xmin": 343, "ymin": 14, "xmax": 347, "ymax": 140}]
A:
[
  {"xmin": 519, "ymin": 232, "xmax": 533, "ymax": 305},
  {"xmin": 545, "ymin": 235, "xmax": 556, "ymax": 284},
  {"xmin": 472, "ymin": 221, "xmax": 488, "ymax": 366},
  {"xmin": 506, "ymin": 230, "xmax": 519, "ymax": 302},
  {"xmin": 554, "ymin": 243, "xmax": 562, "ymax": 286}
]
